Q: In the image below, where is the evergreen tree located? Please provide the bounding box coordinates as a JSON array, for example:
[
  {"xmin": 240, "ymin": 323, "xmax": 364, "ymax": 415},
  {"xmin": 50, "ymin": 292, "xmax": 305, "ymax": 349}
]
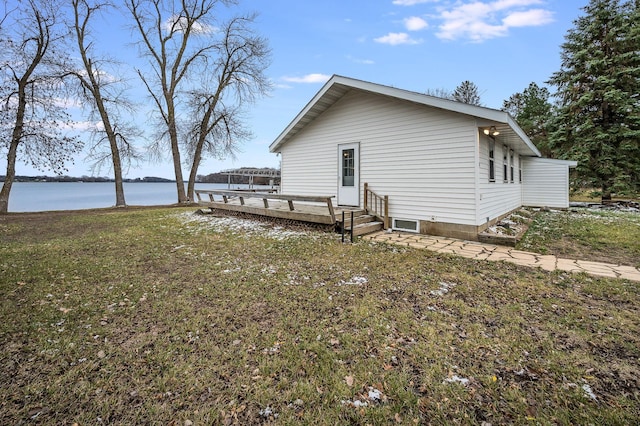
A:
[
  {"xmin": 502, "ymin": 83, "xmax": 554, "ymax": 157},
  {"xmin": 548, "ymin": 0, "xmax": 640, "ymax": 200},
  {"xmin": 453, "ymin": 80, "xmax": 482, "ymax": 105}
]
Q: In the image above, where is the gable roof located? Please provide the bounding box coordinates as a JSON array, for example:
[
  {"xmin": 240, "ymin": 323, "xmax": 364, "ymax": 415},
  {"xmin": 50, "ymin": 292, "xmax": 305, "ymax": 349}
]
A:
[{"xmin": 269, "ymin": 75, "xmax": 542, "ymax": 157}]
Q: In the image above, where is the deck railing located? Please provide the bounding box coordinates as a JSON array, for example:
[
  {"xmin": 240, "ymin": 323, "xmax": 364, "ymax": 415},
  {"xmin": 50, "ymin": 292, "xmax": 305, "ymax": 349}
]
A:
[
  {"xmin": 195, "ymin": 189, "xmax": 336, "ymax": 224},
  {"xmin": 363, "ymin": 183, "xmax": 389, "ymax": 229}
]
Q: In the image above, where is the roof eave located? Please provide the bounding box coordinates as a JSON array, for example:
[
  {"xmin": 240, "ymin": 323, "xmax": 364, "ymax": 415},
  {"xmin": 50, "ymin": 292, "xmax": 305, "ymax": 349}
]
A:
[
  {"xmin": 270, "ymin": 75, "xmax": 542, "ymax": 158},
  {"xmin": 269, "ymin": 75, "xmax": 341, "ymax": 153},
  {"xmin": 506, "ymin": 115, "xmax": 541, "ymax": 157}
]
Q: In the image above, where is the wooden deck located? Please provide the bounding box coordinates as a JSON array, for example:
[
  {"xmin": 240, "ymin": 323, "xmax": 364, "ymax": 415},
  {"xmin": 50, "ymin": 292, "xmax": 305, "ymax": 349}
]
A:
[{"xmin": 195, "ymin": 189, "xmax": 360, "ymax": 226}]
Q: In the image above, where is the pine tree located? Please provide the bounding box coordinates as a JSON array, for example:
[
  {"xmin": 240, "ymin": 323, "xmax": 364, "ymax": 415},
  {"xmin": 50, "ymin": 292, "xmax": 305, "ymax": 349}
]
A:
[
  {"xmin": 502, "ymin": 83, "xmax": 554, "ymax": 157},
  {"xmin": 548, "ymin": 0, "xmax": 640, "ymax": 200},
  {"xmin": 453, "ymin": 80, "xmax": 482, "ymax": 105}
]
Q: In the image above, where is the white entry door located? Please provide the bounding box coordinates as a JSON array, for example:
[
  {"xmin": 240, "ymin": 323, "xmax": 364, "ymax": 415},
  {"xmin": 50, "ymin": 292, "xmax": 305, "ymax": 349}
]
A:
[{"xmin": 338, "ymin": 143, "xmax": 359, "ymax": 206}]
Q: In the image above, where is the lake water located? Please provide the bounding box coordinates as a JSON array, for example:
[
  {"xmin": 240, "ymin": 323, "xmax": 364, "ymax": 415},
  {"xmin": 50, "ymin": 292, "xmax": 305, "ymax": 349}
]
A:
[{"xmin": 5, "ymin": 182, "xmax": 274, "ymax": 213}]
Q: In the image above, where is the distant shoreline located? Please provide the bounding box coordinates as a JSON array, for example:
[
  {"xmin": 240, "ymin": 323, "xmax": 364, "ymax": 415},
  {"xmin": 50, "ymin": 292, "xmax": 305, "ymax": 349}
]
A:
[{"xmin": 2, "ymin": 176, "xmax": 175, "ymax": 183}]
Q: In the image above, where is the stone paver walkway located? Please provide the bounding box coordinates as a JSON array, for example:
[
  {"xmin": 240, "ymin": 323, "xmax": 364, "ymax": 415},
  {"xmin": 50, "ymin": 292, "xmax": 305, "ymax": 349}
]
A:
[{"xmin": 364, "ymin": 231, "xmax": 640, "ymax": 282}]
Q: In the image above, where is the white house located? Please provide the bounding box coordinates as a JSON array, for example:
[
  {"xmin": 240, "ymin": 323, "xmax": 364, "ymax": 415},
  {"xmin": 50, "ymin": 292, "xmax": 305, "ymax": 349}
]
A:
[{"xmin": 269, "ymin": 75, "xmax": 577, "ymax": 240}]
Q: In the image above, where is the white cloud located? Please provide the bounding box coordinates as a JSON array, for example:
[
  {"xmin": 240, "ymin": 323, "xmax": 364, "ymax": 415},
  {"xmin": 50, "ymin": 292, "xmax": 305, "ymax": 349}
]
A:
[
  {"xmin": 492, "ymin": 0, "xmax": 543, "ymax": 9},
  {"xmin": 53, "ymin": 97, "xmax": 83, "ymax": 109},
  {"xmin": 435, "ymin": 0, "xmax": 554, "ymax": 42},
  {"xmin": 346, "ymin": 55, "xmax": 375, "ymax": 65},
  {"xmin": 54, "ymin": 120, "xmax": 103, "ymax": 132},
  {"xmin": 76, "ymin": 68, "xmax": 118, "ymax": 85},
  {"xmin": 162, "ymin": 15, "xmax": 216, "ymax": 35},
  {"xmin": 404, "ymin": 16, "xmax": 428, "ymax": 31},
  {"xmin": 392, "ymin": 0, "xmax": 438, "ymax": 5},
  {"xmin": 281, "ymin": 74, "xmax": 331, "ymax": 84},
  {"xmin": 374, "ymin": 32, "xmax": 422, "ymax": 45},
  {"xmin": 502, "ymin": 9, "xmax": 554, "ymax": 27}
]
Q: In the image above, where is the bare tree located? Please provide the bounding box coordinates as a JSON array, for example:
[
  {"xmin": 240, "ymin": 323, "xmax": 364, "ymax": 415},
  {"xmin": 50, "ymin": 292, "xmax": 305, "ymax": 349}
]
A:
[
  {"xmin": 0, "ymin": 0, "xmax": 82, "ymax": 213},
  {"xmin": 126, "ymin": 0, "xmax": 223, "ymax": 203},
  {"xmin": 184, "ymin": 14, "xmax": 270, "ymax": 201},
  {"xmin": 127, "ymin": 0, "xmax": 270, "ymax": 202},
  {"xmin": 424, "ymin": 87, "xmax": 454, "ymax": 100},
  {"xmin": 70, "ymin": 0, "xmax": 140, "ymax": 207}
]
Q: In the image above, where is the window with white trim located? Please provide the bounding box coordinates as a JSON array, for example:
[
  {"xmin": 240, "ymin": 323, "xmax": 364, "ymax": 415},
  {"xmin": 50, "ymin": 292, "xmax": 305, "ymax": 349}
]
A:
[
  {"xmin": 488, "ymin": 138, "xmax": 495, "ymax": 182},
  {"xmin": 519, "ymin": 156, "xmax": 522, "ymax": 183},
  {"xmin": 393, "ymin": 218, "xmax": 418, "ymax": 233},
  {"xmin": 503, "ymin": 145, "xmax": 508, "ymax": 183},
  {"xmin": 510, "ymin": 150, "xmax": 515, "ymax": 183}
]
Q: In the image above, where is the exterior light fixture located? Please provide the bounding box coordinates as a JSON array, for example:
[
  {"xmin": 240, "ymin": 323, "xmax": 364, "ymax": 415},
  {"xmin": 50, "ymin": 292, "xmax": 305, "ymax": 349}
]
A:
[{"xmin": 483, "ymin": 126, "xmax": 499, "ymax": 136}]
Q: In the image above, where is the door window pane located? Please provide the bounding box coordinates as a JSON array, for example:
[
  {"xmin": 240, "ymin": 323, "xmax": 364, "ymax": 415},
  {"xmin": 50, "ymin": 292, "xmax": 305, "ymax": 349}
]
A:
[{"xmin": 342, "ymin": 149, "xmax": 354, "ymax": 186}]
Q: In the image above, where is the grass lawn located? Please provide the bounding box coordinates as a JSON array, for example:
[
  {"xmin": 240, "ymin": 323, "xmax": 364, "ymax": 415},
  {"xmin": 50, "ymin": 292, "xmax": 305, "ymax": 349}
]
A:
[
  {"xmin": 1, "ymin": 207, "xmax": 639, "ymax": 424},
  {"xmin": 518, "ymin": 209, "xmax": 640, "ymax": 268}
]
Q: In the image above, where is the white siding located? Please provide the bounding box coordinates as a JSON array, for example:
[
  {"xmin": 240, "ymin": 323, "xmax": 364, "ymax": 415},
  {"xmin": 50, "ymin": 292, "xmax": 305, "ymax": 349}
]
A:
[
  {"xmin": 522, "ymin": 158, "xmax": 571, "ymax": 208},
  {"xmin": 476, "ymin": 135, "xmax": 523, "ymax": 225},
  {"xmin": 280, "ymin": 90, "xmax": 478, "ymax": 225}
]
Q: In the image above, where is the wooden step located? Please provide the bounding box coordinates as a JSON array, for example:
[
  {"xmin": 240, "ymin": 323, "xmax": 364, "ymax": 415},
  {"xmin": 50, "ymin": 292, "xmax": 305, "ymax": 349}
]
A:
[
  {"xmin": 341, "ymin": 214, "xmax": 376, "ymax": 228},
  {"xmin": 351, "ymin": 221, "xmax": 384, "ymax": 237}
]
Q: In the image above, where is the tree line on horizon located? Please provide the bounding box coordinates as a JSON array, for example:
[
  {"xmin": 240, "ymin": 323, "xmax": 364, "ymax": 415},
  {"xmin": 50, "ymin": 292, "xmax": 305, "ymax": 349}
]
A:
[
  {"xmin": 427, "ymin": 0, "xmax": 639, "ymax": 201},
  {"xmin": 1, "ymin": 175, "xmax": 174, "ymax": 183},
  {"xmin": 2, "ymin": 165, "xmax": 280, "ymax": 184},
  {"xmin": 2, "ymin": 0, "xmax": 638, "ymax": 212}
]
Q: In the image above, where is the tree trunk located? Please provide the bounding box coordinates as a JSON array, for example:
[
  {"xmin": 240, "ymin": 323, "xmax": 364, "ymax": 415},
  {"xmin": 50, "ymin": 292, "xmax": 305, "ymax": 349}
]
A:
[
  {"xmin": 1, "ymin": 82, "xmax": 28, "ymax": 213},
  {"xmin": 98, "ymin": 119, "xmax": 126, "ymax": 207},
  {"xmin": 95, "ymin": 99, "xmax": 127, "ymax": 207},
  {"xmin": 109, "ymin": 134, "xmax": 126, "ymax": 207},
  {"xmin": 187, "ymin": 137, "xmax": 205, "ymax": 202},
  {"xmin": 76, "ymin": 6, "xmax": 127, "ymax": 209},
  {"xmin": 113, "ymin": 167, "xmax": 126, "ymax": 206},
  {"xmin": 0, "ymin": 140, "xmax": 19, "ymax": 214},
  {"xmin": 601, "ymin": 184, "xmax": 612, "ymax": 203},
  {"xmin": 168, "ymin": 119, "xmax": 188, "ymax": 203}
]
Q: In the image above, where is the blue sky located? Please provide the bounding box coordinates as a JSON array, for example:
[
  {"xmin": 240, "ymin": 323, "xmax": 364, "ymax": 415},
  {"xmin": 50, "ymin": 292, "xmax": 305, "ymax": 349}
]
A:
[{"xmin": 15, "ymin": 0, "xmax": 584, "ymax": 179}]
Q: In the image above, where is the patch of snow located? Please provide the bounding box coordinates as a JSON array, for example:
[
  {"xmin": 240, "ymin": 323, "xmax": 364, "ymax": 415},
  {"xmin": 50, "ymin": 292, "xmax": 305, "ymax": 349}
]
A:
[
  {"xmin": 262, "ymin": 343, "xmax": 281, "ymax": 355},
  {"xmin": 341, "ymin": 386, "xmax": 386, "ymax": 408},
  {"xmin": 173, "ymin": 212, "xmax": 310, "ymax": 240},
  {"xmin": 259, "ymin": 406, "xmax": 278, "ymax": 418},
  {"xmin": 341, "ymin": 399, "xmax": 369, "ymax": 407},
  {"xmin": 430, "ymin": 282, "xmax": 456, "ymax": 297},
  {"xmin": 443, "ymin": 375, "xmax": 470, "ymax": 386},
  {"xmin": 368, "ymin": 388, "xmax": 382, "ymax": 402},
  {"xmin": 582, "ymin": 383, "xmax": 597, "ymax": 401},
  {"xmin": 338, "ymin": 276, "xmax": 368, "ymax": 286},
  {"xmin": 261, "ymin": 265, "xmax": 277, "ymax": 274}
]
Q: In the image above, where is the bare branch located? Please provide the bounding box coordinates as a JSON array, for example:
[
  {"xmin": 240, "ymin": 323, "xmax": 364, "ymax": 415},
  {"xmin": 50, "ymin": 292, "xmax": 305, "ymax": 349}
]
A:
[
  {"xmin": 69, "ymin": 0, "xmax": 143, "ymax": 206},
  {"xmin": 1, "ymin": 0, "xmax": 83, "ymax": 211}
]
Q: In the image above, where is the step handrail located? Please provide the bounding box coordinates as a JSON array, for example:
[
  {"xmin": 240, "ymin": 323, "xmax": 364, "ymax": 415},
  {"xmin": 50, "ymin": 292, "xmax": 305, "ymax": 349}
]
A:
[{"xmin": 363, "ymin": 183, "xmax": 389, "ymax": 229}]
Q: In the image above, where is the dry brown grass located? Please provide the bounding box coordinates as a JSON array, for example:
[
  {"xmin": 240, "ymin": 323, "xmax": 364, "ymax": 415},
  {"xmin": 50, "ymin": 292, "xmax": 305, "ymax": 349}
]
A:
[{"xmin": 1, "ymin": 208, "xmax": 639, "ymax": 424}]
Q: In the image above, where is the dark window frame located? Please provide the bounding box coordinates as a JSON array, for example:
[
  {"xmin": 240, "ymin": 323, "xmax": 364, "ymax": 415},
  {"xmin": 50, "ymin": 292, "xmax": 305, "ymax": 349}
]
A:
[
  {"xmin": 503, "ymin": 145, "xmax": 508, "ymax": 183},
  {"xmin": 509, "ymin": 149, "xmax": 515, "ymax": 183},
  {"xmin": 488, "ymin": 138, "xmax": 495, "ymax": 182},
  {"xmin": 519, "ymin": 155, "xmax": 523, "ymax": 183}
]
